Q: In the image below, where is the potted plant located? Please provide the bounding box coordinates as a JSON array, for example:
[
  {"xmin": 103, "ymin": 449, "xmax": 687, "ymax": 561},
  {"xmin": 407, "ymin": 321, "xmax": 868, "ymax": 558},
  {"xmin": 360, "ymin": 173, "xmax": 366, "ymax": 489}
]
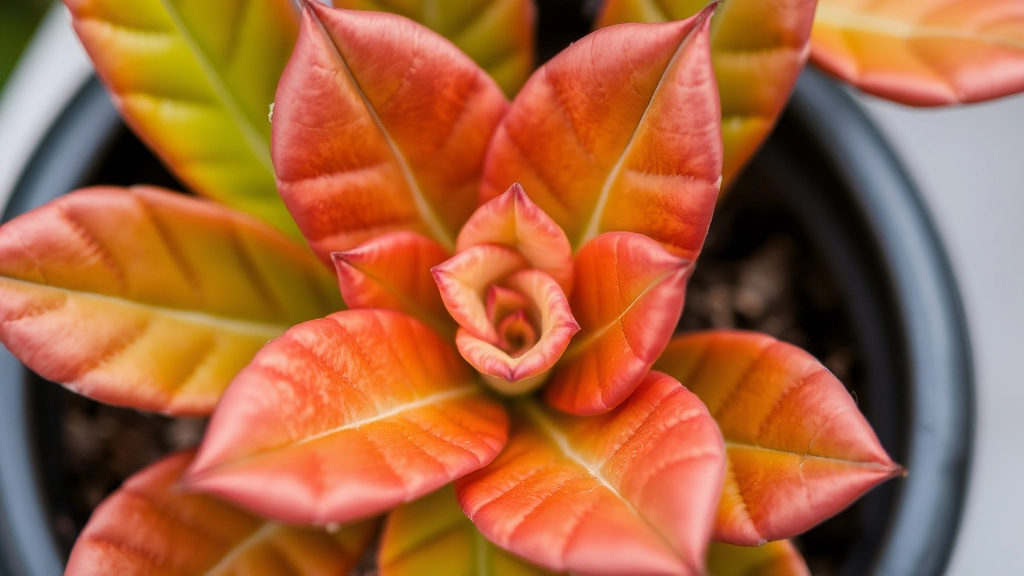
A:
[{"xmin": 0, "ymin": 0, "xmax": 989, "ymax": 574}]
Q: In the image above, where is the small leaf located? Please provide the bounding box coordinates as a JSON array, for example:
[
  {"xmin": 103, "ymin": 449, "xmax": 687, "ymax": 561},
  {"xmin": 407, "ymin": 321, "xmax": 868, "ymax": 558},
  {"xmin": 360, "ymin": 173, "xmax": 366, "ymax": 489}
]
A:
[
  {"xmin": 0, "ymin": 187, "xmax": 339, "ymax": 415},
  {"xmin": 457, "ymin": 184, "xmax": 574, "ymax": 296},
  {"xmin": 654, "ymin": 331, "xmax": 902, "ymax": 545},
  {"xmin": 380, "ymin": 485, "xmax": 560, "ymax": 576},
  {"xmin": 811, "ymin": 0, "xmax": 1024, "ymax": 105},
  {"xmin": 273, "ymin": 3, "xmax": 508, "ymax": 260},
  {"xmin": 333, "ymin": 0, "xmax": 536, "ymax": 97},
  {"xmin": 64, "ymin": 0, "xmax": 300, "ymax": 236},
  {"xmin": 546, "ymin": 232, "xmax": 689, "ymax": 415},
  {"xmin": 66, "ymin": 450, "xmax": 378, "ymax": 575},
  {"xmin": 595, "ymin": 0, "xmax": 818, "ymax": 190},
  {"xmin": 433, "ymin": 244, "xmax": 530, "ymax": 342},
  {"xmin": 187, "ymin": 309, "xmax": 508, "ymax": 526},
  {"xmin": 456, "ymin": 269, "xmax": 579, "ymax": 395},
  {"xmin": 707, "ymin": 540, "xmax": 810, "ymax": 576},
  {"xmin": 482, "ymin": 10, "xmax": 722, "ymax": 257},
  {"xmin": 457, "ymin": 371, "xmax": 725, "ymax": 575},
  {"xmin": 333, "ymin": 231, "xmax": 456, "ymax": 337}
]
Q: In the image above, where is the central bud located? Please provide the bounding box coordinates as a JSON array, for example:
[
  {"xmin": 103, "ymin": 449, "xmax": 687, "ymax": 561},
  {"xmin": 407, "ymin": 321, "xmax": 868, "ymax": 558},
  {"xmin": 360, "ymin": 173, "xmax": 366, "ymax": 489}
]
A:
[{"xmin": 432, "ymin": 185, "xmax": 579, "ymax": 395}]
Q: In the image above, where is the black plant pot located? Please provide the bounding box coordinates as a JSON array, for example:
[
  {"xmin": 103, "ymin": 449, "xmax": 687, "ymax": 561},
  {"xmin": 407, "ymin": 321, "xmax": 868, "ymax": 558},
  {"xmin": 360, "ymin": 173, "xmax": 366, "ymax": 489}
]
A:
[{"xmin": 0, "ymin": 54, "xmax": 970, "ymax": 576}]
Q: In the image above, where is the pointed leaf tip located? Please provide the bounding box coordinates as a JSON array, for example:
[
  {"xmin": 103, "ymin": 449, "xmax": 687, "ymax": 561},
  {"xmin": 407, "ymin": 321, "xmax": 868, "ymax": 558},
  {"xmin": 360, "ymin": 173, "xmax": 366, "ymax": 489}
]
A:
[
  {"xmin": 273, "ymin": 3, "xmax": 508, "ymax": 259},
  {"xmin": 654, "ymin": 330, "xmax": 902, "ymax": 545},
  {"xmin": 483, "ymin": 8, "xmax": 721, "ymax": 258}
]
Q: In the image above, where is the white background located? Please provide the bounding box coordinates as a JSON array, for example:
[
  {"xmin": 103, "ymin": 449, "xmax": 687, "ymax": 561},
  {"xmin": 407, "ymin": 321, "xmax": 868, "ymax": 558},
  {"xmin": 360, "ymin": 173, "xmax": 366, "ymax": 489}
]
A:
[{"xmin": 1, "ymin": 6, "xmax": 1022, "ymax": 575}]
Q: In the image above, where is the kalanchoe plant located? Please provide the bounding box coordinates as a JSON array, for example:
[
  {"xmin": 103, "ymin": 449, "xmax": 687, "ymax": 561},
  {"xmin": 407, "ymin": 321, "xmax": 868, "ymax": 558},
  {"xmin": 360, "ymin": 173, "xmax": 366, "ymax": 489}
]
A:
[{"xmin": 4, "ymin": 0, "xmax": 1021, "ymax": 574}]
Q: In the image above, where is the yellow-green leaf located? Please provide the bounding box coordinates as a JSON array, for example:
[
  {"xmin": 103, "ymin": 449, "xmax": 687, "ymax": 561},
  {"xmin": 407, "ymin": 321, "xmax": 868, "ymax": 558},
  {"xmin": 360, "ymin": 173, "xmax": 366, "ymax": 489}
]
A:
[
  {"xmin": 0, "ymin": 187, "xmax": 341, "ymax": 415},
  {"xmin": 596, "ymin": 0, "xmax": 819, "ymax": 190},
  {"xmin": 380, "ymin": 485, "xmax": 559, "ymax": 576},
  {"xmin": 707, "ymin": 540, "xmax": 810, "ymax": 576},
  {"xmin": 65, "ymin": 0, "xmax": 300, "ymax": 237},
  {"xmin": 333, "ymin": 0, "xmax": 536, "ymax": 96}
]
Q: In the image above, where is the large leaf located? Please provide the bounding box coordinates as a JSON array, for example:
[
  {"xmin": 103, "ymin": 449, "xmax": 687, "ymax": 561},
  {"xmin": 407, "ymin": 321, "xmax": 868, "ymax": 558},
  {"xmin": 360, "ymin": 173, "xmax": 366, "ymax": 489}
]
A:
[
  {"xmin": 66, "ymin": 450, "xmax": 378, "ymax": 575},
  {"xmin": 332, "ymin": 0, "xmax": 536, "ymax": 97},
  {"xmin": 481, "ymin": 9, "xmax": 722, "ymax": 257},
  {"xmin": 0, "ymin": 187, "xmax": 339, "ymax": 415},
  {"xmin": 333, "ymin": 231, "xmax": 456, "ymax": 337},
  {"xmin": 706, "ymin": 540, "xmax": 810, "ymax": 576},
  {"xmin": 65, "ymin": 0, "xmax": 299, "ymax": 236},
  {"xmin": 654, "ymin": 331, "xmax": 902, "ymax": 545},
  {"xmin": 546, "ymin": 232, "xmax": 689, "ymax": 416},
  {"xmin": 273, "ymin": 3, "xmax": 508, "ymax": 261},
  {"xmin": 187, "ymin": 309, "xmax": 509, "ymax": 526},
  {"xmin": 595, "ymin": 0, "xmax": 818, "ymax": 189},
  {"xmin": 380, "ymin": 485, "xmax": 559, "ymax": 576},
  {"xmin": 811, "ymin": 0, "xmax": 1024, "ymax": 105},
  {"xmin": 456, "ymin": 371, "xmax": 725, "ymax": 575}
]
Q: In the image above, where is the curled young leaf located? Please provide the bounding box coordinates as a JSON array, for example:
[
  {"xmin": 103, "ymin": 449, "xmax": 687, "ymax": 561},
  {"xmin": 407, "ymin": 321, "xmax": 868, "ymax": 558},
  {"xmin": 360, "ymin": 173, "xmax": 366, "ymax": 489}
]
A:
[
  {"xmin": 333, "ymin": 231, "xmax": 455, "ymax": 337},
  {"xmin": 596, "ymin": 0, "xmax": 818, "ymax": 189},
  {"xmin": 482, "ymin": 9, "xmax": 722, "ymax": 257},
  {"xmin": 188, "ymin": 309, "xmax": 508, "ymax": 526},
  {"xmin": 455, "ymin": 269, "xmax": 579, "ymax": 395},
  {"xmin": 811, "ymin": 0, "xmax": 1024, "ymax": 105},
  {"xmin": 654, "ymin": 331, "xmax": 903, "ymax": 545},
  {"xmin": 64, "ymin": 0, "xmax": 300, "ymax": 236},
  {"xmin": 66, "ymin": 450, "xmax": 378, "ymax": 575},
  {"xmin": 706, "ymin": 540, "xmax": 810, "ymax": 576},
  {"xmin": 380, "ymin": 485, "xmax": 559, "ymax": 576},
  {"xmin": 332, "ymin": 0, "xmax": 536, "ymax": 97},
  {"xmin": 433, "ymin": 244, "xmax": 530, "ymax": 342},
  {"xmin": 457, "ymin": 184, "xmax": 574, "ymax": 296},
  {"xmin": 273, "ymin": 3, "xmax": 508, "ymax": 260},
  {"xmin": 546, "ymin": 232, "xmax": 690, "ymax": 416},
  {"xmin": 457, "ymin": 372, "xmax": 725, "ymax": 576},
  {"xmin": 0, "ymin": 187, "xmax": 339, "ymax": 415}
]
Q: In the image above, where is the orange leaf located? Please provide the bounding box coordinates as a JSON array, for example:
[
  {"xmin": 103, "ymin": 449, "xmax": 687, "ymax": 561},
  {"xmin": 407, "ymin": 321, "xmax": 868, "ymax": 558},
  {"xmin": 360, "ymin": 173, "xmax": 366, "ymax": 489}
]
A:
[
  {"xmin": 64, "ymin": 0, "xmax": 301, "ymax": 237},
  {"xmin": 380, "ymin": 485, "xmax": 560, "ymax": 576},
  {"xmin": 546, "ymin": 232, "xmax": 689, "ymax": 415},
  {"xmin": 0, "ymin": 187, "xmax": 339, "ymax": 415},
  {"xmin": 654, "ymin": 331, "xmax": 902, "ymax": 545},
  {"xmin": 457, "ymin": 184, "xmax": 574, "ymax": 295},
  {"xmin": 706, "ymin": 540, "xmax": 810, "ymax": 576},
  {"xmin": 273, "ymin": 3, "xmax": 508, "ymax": 260},
  {"xmin": 595, "ymin": 0, "xmax": 818, "ymax": 189},
  {"xmin": 457, "ymin": 372, "xmax": 725, "ymax": 575},
  {"xmin": 332, "ymin": 0, "xmax": 536, "ymax": 97},
  {"xmin": 187, "ymin": 309, "xmax": 508, "ymax": 525},
  {"xmin": 811, "ymin": 0, "xmax": 1024, "ymax": 105},
  {"xmin": 333, "ymin": 231, "xmax": 455, "ymax": 337},
  {"xmin": 456, "ymin": 269, "xmax": 579, "ymax": 395},
  {"xmin": 66, "ymin": 450, "xmax": 378, "ymax": 575},
  {"xmin": 482, "ymin": 9, "xmax": 721, "ymax": 257}
]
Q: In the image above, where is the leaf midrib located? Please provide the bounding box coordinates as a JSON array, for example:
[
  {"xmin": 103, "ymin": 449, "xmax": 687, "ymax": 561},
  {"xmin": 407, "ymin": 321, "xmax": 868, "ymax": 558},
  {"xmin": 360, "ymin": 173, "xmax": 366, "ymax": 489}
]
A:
[
  {"xmin": 1, "ymin": 277, "xmax": 287, "ymax": 340},
  {"xmin": 311, "ymin": 11, "xmax": 457, "ymax": 251},
  {"xmin": 573, "ymin": 16, "xmax": 698, "ymax": 250},
  {"xmin": 815, "ymin": 3, "xmax": 1024, "ymax": 50},
  {"xmin": 724, "ymin": 440, "xmax": 898, "ymax": 471},
  {"xmin": 157, "ymin": 0, "xmax": 276, "ymax": 174}
]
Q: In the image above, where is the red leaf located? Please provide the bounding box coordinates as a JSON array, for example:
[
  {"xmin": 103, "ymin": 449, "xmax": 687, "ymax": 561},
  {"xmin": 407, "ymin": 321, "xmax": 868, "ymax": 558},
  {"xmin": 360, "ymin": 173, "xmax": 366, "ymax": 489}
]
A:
[
  {"xmin": 273, "ymin": 3, "xmax": 508, "ymax": 260},
  {"xmin": 546, "ymin": 232, "xmax": 690, "ymax": 415},
  {"xmin": 187, "ymin": 309, "xmax": 508, "ymax": 525},
  {"xmin": 482, "ymin": 9, "xmax": 721, "ymax": 257},
  {"xmin": 457, "ymin": 371, "xmax": 725, "ymax": 575},
  {"xmin": 654, "ymin": 331, "xmax": 903, "ymax": 545}
]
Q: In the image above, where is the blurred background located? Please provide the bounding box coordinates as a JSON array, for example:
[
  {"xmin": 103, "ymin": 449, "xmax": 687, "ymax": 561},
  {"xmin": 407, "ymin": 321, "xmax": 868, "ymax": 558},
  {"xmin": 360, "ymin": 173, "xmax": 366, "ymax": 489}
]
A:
[{"xmin": 1, "ymin": 1, "xmax": 1022, "ymax": 575}]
